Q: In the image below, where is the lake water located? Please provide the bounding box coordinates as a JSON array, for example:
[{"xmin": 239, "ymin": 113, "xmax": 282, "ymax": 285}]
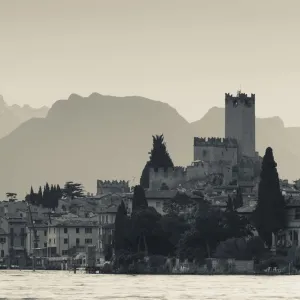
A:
[{"xmin": 0, "ymin": 270, "xmax": 299, "ymax": 299}]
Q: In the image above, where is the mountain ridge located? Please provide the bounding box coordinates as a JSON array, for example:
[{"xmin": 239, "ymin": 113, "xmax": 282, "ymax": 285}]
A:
[
  {"xmin": 0, "ymin": 93, "xmax": 298, "ymax": 198},
  {"xmin": 0, "ymin": 95, "xmax": 49, "ymax": 140}
]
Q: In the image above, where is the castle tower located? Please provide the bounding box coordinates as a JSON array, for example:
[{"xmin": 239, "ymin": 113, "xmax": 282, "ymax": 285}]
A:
[{"xmin": 225, "ymin": 91, "xmax": 255, "ymax": 158}]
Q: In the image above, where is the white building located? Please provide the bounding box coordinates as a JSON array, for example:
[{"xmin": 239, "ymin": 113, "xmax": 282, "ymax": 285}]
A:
[{"xmin": 47, "ymin": 216, "xmax": 99, "ymax": 256}]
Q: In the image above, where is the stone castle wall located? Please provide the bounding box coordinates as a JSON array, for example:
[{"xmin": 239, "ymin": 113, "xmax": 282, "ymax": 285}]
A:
[
  {"xmin": 194, "ymin": 137, "xmax": 238, "ymax": 165},
  {"xmin": 97, "ymin": 180, "xmax": 130, "ymax": 195},
  {"xmin": 149, "ymin": 161, "xmax": 234, "ymax": 190}
]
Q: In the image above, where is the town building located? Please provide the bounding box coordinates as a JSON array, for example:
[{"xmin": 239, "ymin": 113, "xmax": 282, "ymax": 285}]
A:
[{"xmin": 47, "ymin": 216, "xmax": 99, "ymax": 256}]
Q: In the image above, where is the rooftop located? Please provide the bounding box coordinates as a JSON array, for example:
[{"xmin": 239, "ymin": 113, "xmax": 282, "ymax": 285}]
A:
[{"xmin": 50, "ymin": 217, "xmax": 99, "ymax": 227}]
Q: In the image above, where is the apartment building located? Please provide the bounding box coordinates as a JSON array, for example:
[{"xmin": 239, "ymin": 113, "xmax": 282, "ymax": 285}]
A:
[{"xmin": 47, "ymin": 217, "xmax": 99, "ymax": 256}]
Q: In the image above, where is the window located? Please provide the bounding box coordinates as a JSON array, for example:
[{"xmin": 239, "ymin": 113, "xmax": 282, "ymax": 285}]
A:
[
  {"xmin": 85, "ymin": 228, "xmax": 92, "ymax": 234},
  {"xmin": 44, "ymin": 230, "xmax": 47, "ymax": 236},
  {"xmin": 0, "ymin": 237, "xmax": 6, "ymax": 243},
  {"xmin": 105, "ymin": 215, "xmax": 108, "ymax": 223},
  {"xmin": 49, "ymin": 238, "xmax": 52, "ymax": 244},
  {"xmin": 85, "ymin": 239, "xmax": 92, "ymax": 244},
  {"xmin": 76, "ymin": 238, "xmax": 80, "ymax": 245},
  {"xmin": 62, "ymin": 250, "xmax": 68, "ymax": 256},
  {"xmin": 295, "ymin": 208, "xmax": 300, "ymax": 220},
  {"xmin": 53, "ymin": 238, "xmax": 56, "ymax": 244},
  {"xmin": 44, "ymin": 242, "xmax": 47, "ymax": 248},
  {"xmin": 76, "ymin": 228, "xmax": 80, "ymax": 234},
  {"xmin": 64, "ymin": 238, "xmax": 68, "ymax": 244},
  {"xmin": 64, "ymin": 228, "xmax": 68, "ymax": 234}
]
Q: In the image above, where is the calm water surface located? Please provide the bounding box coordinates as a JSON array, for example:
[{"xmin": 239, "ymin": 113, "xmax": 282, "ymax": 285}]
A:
[{"xmin": 0, "ymin": 270, "xmax": 299, "ymax": 299}]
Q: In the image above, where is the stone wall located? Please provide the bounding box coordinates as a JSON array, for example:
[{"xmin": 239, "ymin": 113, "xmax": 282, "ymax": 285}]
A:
[{"xmin": 97, "ymin": 180, "xmax": 130, "ymax": 195}]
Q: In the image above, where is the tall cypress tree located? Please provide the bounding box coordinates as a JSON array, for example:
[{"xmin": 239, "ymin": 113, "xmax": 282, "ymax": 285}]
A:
[
  {"xmin": 43, "ymin": 183, "xmax": 51, "ymax": 208},
  {"xmin": 140, "ymin": 134, "xmax": 174, "ymax": 188},
  {"xmin": 253, "ymin": 147, "xmax": 286, "ymax": 248},
  {"xmin": 37, "ymin": 186, "xmax": 43, "ymax": 206},
  {"xmin": 114, "ymin": 200, "xmax": 128, "ymax": 253},
  {"xmin": 132, "ymin": 185, "xmax": 148, "ymax": 212},
  {"xmin": 233, "ymin": 186, "xmax": 243, "ymax": 210}
]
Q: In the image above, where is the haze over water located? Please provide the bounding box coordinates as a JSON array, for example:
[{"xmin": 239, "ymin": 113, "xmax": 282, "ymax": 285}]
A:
[{"xmin": 0, "ymin": 271, "xmax": 299, "ymax": 300}]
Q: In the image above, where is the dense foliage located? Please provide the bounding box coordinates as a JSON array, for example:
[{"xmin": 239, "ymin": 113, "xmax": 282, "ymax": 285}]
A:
[
  {"xmin": 114, "ymin": 185, "xmax": 254, "ymax": 265},
  {"xmin": 62, "ymin": 181, "xmax": 85, "ymax": 199},
  {"xmin": 140, "ymin": 134, "xmax": 174, "ymax": 188},
  {"xmin": 25, "ymin": 184, "xmax": 62, "ymax": 209},
  {"xmin": 253, "ymin": 147, "xmax": 286, "ymax": 248}
]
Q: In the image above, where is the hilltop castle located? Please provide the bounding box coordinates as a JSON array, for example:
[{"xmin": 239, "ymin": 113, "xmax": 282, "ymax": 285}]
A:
[{"xmin": 149, "ymin": 91, "xmax": 261, "ymax": 190}]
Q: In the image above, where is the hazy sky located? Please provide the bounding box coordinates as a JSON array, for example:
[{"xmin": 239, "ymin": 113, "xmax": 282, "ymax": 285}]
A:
[{"xmin": 0, "ymin": 0, "xmax": 300, "ymax": 125}]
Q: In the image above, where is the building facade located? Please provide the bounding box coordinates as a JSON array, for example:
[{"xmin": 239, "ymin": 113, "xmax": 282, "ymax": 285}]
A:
[{"xmin": 47, "ymin": 217, "xmax": 99, "ymax": 256}]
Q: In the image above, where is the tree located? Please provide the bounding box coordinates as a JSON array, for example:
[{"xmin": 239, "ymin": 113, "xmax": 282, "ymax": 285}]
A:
[
  {"xmin": 140, "ymin": 134, "xmax": 174, "ymax": 188},
  {"xmin": 114, "ymin": 201, "xmax": 128, "ymax": 253},
  {"xmin": 214, "ymin": 236, "xmax": 265, "ymax": 260},
  {"xmin": 163, "ymin": 191, "xmax": 199, "ymax": 216},
  {"xmin": 25, "ymin": 187, "xmax": 40, "ymax": 206},
  {"xmin": 6, "ymin": 193, "xmax": 17, "ymax": 201},
  {"xmin": 130, "ymin": 206, "xmax": 164, "ymax": 255},
  {"xmin": 43, "ymin": 183, "xmax": 51, "ymax": 208},
  {"xmin": 131, "ymin": 185, "xmax": 148, "ymax": 212},
  {"xmin": 253, "ymin": 147, "xmax": 286, "ymax": 248},
  {"xmin": 37, "ymin": 186, "xmax": 43, "ymax": 206},
  {"xmin": 233, "ymin": 187, "xmax": 243, "ymax": 209},
  {"xmin": 62, "ymin": 181, "xmax": 85, "ymax": 199},
  {"xmin": 226, "ymin": 195, "xmax": 234, "ymax": 212},
  {"xmin": 104, "ymin": 244, "xmax": 113, "ymax": 261}
]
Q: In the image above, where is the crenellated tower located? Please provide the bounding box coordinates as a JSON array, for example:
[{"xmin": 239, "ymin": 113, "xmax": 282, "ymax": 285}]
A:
[{"xmin": 225, "ymin": 91, "xmax": 256, "ymax": 158}]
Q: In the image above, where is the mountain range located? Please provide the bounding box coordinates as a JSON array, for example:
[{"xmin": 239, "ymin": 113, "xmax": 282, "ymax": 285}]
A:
[
  {"xmin": 0, "ymin": 95, "xmax": 48, "ymax": 139},
  {"xmin": 0, "ymin": 93, "xmax": 298, "ymax": 198}
]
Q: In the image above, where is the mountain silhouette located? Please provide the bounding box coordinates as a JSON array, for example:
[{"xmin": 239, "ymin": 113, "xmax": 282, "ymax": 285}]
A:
[
  {"xmin": 0, "ymin": 93, "xmax": 297, "ymax": 198},
  {"xmin": 0, "ymin": 95, "xmax": 48, "ymax": 139}
]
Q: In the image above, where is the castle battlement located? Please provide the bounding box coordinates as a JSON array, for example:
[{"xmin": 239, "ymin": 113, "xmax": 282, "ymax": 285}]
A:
[
  {"xmin": 194, "ymin": 137, "xmax": 238, "ymax": 147},
  {"xmin": 97, "ymin": 180, "xmax": 129, "ymax": 188},
  {"xmin": 149, "ymin": 166, "xmax": 186, "ymax": 178},
  {"xmin": 225, "ymin": 92, "xmax": 255, "ymax": 106},
  {"xmin": 97, "ymin": 179, "xmax": 130, "ymax": 195}
]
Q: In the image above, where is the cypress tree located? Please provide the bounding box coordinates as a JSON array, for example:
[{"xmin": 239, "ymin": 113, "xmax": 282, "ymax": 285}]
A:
[
  {"xmin": 140, "ymin": 134, "xmax": 174, "ymax": 188},
  {"xmin": 43, "ymin": 183, "xmax": 51, "ymax": 208},
  {"xmin": 114, "ymin": 200, "xmax": 128, "ymax": 253},
  {"xmin": 37, "ymin": 186, "xmax": 43, "ymax": 206},
  {"xmin": 132, "ymin": 185, "xmax": 148, "ymax": 212},
  {"xmin": 226, "ymin": 195, "xmax": 234, "ymax": 212},
  {"xmin": 233, "ymin": 187, "xmax": 243, "ymax": 210},
  {"xmin": 253, "ymin": 147, "xmax": 286, "ymax": 248}
]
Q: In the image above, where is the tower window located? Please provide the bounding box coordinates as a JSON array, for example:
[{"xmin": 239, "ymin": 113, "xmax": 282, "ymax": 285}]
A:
[{"xmin": 233, "ymin": 100, "xmax": 238, "ymax": 107}]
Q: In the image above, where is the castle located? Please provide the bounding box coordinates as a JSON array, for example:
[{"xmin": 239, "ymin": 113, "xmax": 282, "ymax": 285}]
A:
[
  {"xmin": 96, "ymin": 180, "xmax": 130, "ymax": 195},
  {"xmin": 149, "ymin": 91, "xmax": 261, "ymax": 190}
]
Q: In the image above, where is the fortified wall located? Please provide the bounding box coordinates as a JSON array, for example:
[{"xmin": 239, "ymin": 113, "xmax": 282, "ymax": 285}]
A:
[
  {"xmin": 149, "ymin": 161, "xmax": 234, "ymax": 190},
  {"xmin": 97, "ymin": 180, "xmax": 130, "ymax": 195},
  {"xmin": 194, "ymin": 137, "xmax": 238, "ymax": 166},
  {"xmin": 149, "ymin": 167, "xmax": 186, "ymax": 190}
]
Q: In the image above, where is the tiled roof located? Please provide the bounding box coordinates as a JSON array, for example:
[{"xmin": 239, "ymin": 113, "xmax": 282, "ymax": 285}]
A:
[
  {"xmin": 51, "ymin": 217, "xmax": 99, "ymax": 227},
  {"xmin": 127, "ymin": 190, "xmax": 204, "ymax": 199}
]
